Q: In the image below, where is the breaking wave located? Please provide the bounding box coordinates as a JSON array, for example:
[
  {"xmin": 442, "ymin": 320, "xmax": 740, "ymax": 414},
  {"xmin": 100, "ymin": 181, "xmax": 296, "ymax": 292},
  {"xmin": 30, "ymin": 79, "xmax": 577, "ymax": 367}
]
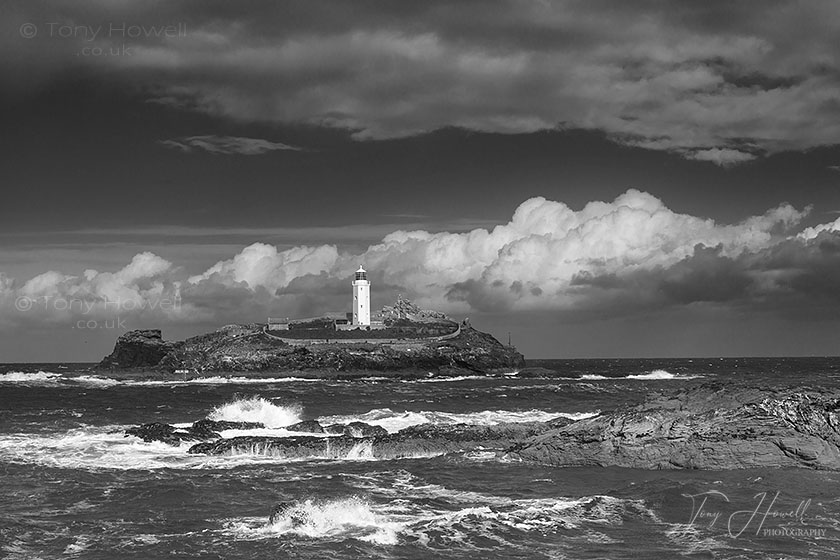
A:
[
  {"xmin": 317, "ymin": 408, "xmax": 598, "ymax": 433},
  {"xmin": 225, "ymin": 496, "xmax": 402, "ymax": 545},
  {"xmin": 0, "ymin": 371, "xmax": 62, "ymax": 384},
  {"xmin": 627, "ymin": 369, "xmax": 700, "ymax": 380},
  {"xmin": 222, "ymin": 472, "xmax": 658, "ymax": 549},
  {"xmin": 579, "ymin": 369, "xmax": 701, "ymax": 381},
  {"xmin": 134, "ymin": 376, "xmax": 318, "ymax": 386},
  {"xmin": 208, "ymin": 396, "xmax": 302, "ymax": 428},
  {"xmin": 0, "ymin": 425, "xmax": 371, "ymax": 471},
  {"xmin": 72, "ymin": 375, "xmax": 121, "ymax": 387},
  {"xmin": 0, "ymin": 427, "xmax": 197, "ymax": 471}
]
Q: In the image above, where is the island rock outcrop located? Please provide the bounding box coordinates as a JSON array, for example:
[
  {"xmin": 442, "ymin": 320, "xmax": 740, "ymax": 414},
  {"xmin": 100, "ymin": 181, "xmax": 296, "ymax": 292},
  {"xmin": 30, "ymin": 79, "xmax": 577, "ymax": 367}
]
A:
[
  {"xmin": 97, "ymin": 323, "xmax": 524, "ymax": 377},
  {"xmin": 506, "ymin": 383, "xmax": 840, "ymax": 470}
]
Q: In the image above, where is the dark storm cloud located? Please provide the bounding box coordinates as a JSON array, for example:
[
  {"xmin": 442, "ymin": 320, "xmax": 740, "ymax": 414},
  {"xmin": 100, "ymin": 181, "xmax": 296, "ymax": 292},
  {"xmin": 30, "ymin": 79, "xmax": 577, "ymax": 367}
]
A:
[
  {"xmin": 556, "ymin": 233, "xmax": 840, "ymax": 320},
  {"xmin": 5, "ymin": 0, "xmax": 840, "ymax": 162}
]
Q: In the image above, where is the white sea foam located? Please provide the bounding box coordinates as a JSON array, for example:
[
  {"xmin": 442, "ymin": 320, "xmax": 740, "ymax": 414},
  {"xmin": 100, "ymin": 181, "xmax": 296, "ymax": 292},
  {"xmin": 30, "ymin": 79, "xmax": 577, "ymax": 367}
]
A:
[
  {"xmin": 579, "ymin": 369, "xmax": 701, "ymax": 381},
  {"xmin": 224, "ymin": 496, "xmax": 403, "ymax": 545},
  {"xmin": 0, "ymin": 425, "xmax": 345, "ymax": 471},
  {"xmin": 223, "ymin": 471, "xmax": 659, "ymax": 549},
  {"xmin": 132, "ymin": 376, "xmax": 318, "ymax": 386},
  {"xmin": 416, "ymin": 375, "xmax": 486, "ymax": 383},
  {"xmin": 627, "ymin": 369, "xmax": 701, "ymax": 380},
  {"xmin": 384, "ymin": 478, "xmax": 657, "ymax": 548},
  {"xmin": 345, "ymin": 440, "xmax": 375, "ymax": 460},
  {"xmin": 318, "ymin": 408, "xmax": 598, "ymax": 433},
  {"xmin": 0, "ymin": 372, "xmax": 315, "ymax": 387},
  {"xmin": 0, "ymin": 427, "xmax": 198, "ymax": 471},
  {"xmin": 208, "ymin": 396, "xmax": 302, "ymax": 428},
  {"xmin": 0, "ymin": 370, "xmax": 62, "ymax": 384},
  {"xmin": 72, "ymin": 375, "xmax": 121, "ymax": 387}
]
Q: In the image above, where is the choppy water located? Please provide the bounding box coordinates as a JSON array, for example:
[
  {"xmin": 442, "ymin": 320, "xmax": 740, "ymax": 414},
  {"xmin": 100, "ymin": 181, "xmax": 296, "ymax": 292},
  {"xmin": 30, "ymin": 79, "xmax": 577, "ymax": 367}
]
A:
[{"xmin": 2, "ymin": 358, "xmax": 840, "ymax": 559}]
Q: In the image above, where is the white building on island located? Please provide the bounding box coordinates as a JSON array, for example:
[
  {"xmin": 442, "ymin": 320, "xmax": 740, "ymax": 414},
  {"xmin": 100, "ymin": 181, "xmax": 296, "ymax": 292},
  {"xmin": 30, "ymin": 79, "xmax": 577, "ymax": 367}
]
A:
[
  {"xmin": 267, "ymin": 265, "xmax": 381, "ymax": 330},
  {"xmin": 352, "ymin": 265, "xmax": 371, "ymax": 325}
]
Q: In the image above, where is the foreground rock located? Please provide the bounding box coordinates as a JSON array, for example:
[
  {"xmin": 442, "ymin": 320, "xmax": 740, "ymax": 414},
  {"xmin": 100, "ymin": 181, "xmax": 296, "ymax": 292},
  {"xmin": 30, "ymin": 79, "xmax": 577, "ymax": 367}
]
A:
[
  {"xmin": 506, "ymin": 383, "xmax": 840, "ymax": 470},
  {"xmin": 188, "ymin": 422, "xmax": 558, "ymax": 460},
  {"xmin": 125, "ymin": 420, "xmax": 264, "ymax": 445},
  {"xmin": 97, "ymin": 323, "xmax": 524, "ymax": 378},
  {"xmin": 125, "ymin": 419, "xmax": 391, "ymax": 445}
]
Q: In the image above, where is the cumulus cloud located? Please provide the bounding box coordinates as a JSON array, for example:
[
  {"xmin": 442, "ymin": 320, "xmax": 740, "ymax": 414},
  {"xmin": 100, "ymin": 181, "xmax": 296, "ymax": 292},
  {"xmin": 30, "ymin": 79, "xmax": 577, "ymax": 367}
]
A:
[
  {"xmin": 5, "ymin": 1, "xmax": 840, "ymax": 161},
  {"xmin": 5, "ymin": 190, "xmax": 840, "ymax": 328},
  {"xmin": 3, "ymin": 253, "xmax": 186, "ymax": 327},
  {"xmin": 159, "ymin": 135, "xmax": 302, "ymax": 154},
  {"xmin": 799, "ymin": 216, "xmax": 840, "ymax": 240}
]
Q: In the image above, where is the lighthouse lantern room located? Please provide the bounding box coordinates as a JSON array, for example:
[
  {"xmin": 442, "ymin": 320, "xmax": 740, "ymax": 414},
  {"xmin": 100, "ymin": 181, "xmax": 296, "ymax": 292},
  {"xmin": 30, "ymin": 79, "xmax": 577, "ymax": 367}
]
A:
[{"xmin": 352, "ymin": 265, "xmax": 371, "ymax": 325}]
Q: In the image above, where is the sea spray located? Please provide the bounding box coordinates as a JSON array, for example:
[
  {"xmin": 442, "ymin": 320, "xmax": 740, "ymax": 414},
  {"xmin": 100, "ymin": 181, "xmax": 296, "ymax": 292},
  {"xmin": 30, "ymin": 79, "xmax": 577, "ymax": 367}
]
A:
[
  {"xmin": 0, "ymin": 371, "xmax": 62, "ymax": 384},
  {"xmin": 208, "ymin": 396, "xmax": 302, "ymax": 428},
  {"xmin": 265, "ymin": 496, "xmax": 401, "ymax": 543},
  {"xmin": 626, "ymin": 369, "xmax": 700, "ymax": 380}
]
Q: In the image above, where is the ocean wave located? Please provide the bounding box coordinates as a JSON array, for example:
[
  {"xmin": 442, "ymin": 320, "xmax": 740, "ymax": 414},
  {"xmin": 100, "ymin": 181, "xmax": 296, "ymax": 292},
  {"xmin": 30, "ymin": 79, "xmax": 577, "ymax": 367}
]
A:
[
  {"xmin": 0, "ymin": 426, "xmax": 350, "ymax": 471},
  {"xmin": 365, "ymin": 471, "xmax": 657, "ymax": 547},
  {"xmin": 72, "ymin": 375, "xmax": 122, "ymax": 387},
  {"xmin": 627, "ymin": 369, "xmax": 701, "ymax": 380},
  {"xmin": 224, "ymin": 496, "xmax": 403, "ymax": 545},
  {"xmin": 133, "ymin": 376, "xmax": 319, "ymax": 386},
  {"xmin": 222, "ymin": 472, "xmax": 657, "ymax": 549},
  {"xmin": 579, "ymin": 369, "xmax": 701, "ymax": 381},
  {"xmin": 208, "ymin": 396, "xmax": 302, "ymax": 429},
  {"xmin": 0, "ymin": 427, "xmax": 197, "ymax": 470},
  {"xmin": 417, "ymin": 375, "xmax": 489, "ymax": 383},
  {"xmin": 317, "ymin": 408, "xmax": 598, "ymax": 433},
  {"xmin": 0, "ymin": 370, "xmax": 62, "ymax": 384}
]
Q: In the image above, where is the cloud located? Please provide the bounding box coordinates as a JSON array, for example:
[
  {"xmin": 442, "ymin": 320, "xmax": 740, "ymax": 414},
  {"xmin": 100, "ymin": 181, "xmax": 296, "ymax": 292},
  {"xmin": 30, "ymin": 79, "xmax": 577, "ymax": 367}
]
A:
[
  {"xmin": 159, "ymin": 135, "xmax": 302, "ymax": 154},
  {"xmin": 829, "ymin": 165, "xmax": 840, "ymax": 172},
  {"xmin": 683, "ymin": 148, "xmax": 757, "ymax": 167},
  {"xmin": 6, "ymin": 189, "xmax": 840, "ymax": 329},
  {"xmin": 5, "ymin": 1, "xmax": 840, "ymax": 161},
  {"xmin": 799, "ymin": 216, "xmax": 840, "ymax": 240}
]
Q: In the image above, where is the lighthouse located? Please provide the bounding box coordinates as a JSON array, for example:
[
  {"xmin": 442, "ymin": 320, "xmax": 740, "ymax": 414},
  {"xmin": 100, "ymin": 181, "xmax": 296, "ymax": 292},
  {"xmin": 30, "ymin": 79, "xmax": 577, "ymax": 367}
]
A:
[{"xmin": 352, "ymin": 265, "xmax": 371, "ymax": 325}]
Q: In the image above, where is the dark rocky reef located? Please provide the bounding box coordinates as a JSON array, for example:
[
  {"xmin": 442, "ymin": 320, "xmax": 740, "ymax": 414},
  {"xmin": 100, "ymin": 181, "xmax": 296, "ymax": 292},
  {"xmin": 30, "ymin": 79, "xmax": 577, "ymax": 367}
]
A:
[
  {"xmin": 506, "ymin": 383, "xmax": 840, "ymax": 470},
  {"xmin": 97, "ymin": 323, "xmax": 524, "ymax": 377},
  {"xmin": 124, "ymin": 419, "xmax": 391, "ymax": 446},
  {"xmin": 125, "ymin": 420, "xmax": 264, "ymax": 445},
  {"xmin": 187, "ymin": 421, "xmax": 558, "ymax": 460}
]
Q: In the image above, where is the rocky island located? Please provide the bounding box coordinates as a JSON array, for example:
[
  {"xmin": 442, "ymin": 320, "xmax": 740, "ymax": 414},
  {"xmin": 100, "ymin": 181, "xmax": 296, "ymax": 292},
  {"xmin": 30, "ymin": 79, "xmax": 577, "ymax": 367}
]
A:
[{"xmin": 96, "ymin": 318, "xmax": 524, "ymax": 379}]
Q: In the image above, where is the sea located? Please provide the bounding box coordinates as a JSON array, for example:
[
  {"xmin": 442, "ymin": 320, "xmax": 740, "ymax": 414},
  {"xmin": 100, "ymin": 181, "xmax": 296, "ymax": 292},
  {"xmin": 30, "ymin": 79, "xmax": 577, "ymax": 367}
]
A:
[{"xmin": 2, "ymin": 358, "xmax": 840, "ymax": 559}]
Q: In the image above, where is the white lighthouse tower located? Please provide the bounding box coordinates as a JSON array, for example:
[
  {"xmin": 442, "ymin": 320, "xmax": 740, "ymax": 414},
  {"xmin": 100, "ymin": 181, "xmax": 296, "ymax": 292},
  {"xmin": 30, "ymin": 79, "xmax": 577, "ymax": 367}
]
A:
[{"xmin": 352, "ymin": 265, "xmax": 371, "ymax": 325}]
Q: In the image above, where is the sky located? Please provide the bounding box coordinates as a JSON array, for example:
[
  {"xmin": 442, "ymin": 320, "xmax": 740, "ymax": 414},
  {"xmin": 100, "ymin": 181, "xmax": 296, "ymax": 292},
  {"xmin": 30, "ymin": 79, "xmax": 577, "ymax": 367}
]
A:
[{"xmin": 1, "ymin": 0, "xmax": 840, "ymax": 361}]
